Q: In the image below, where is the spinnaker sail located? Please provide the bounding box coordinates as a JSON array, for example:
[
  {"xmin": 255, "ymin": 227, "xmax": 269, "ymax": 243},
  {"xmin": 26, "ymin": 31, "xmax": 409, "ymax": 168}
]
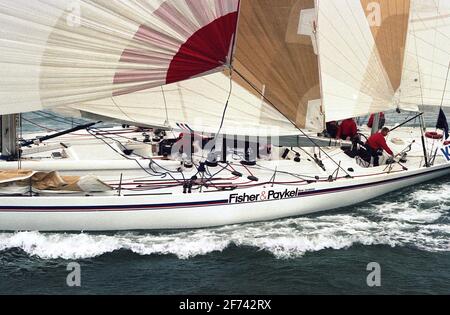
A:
[
  {"xmin": 70, "ymin": 0, "xmax": 325, "ymax": 135},
  {"xmin": 0, "ymin": 0, "xmax": 240, "ymax": 114},
  {"xmin": 2, "ymin": 0, "xmax": 447, "ymax": 136}
]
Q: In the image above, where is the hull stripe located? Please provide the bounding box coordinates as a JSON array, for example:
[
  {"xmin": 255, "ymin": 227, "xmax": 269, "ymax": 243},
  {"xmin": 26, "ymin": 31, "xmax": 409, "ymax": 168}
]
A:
[{"xmin": 0, "ymin": 165, "xmax": 449, "ymax": 213}]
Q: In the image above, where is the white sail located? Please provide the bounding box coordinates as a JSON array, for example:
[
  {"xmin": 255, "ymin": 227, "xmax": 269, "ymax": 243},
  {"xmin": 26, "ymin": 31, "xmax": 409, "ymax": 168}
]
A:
[
  {"xmin": 0, "ymin": 0, "xmax": 240, "ymax": 115},
  {"xmin": 399, "ymin": 0, "xmax": 450, "ymax": 108},
  {"xmin": 71, "ymin": 0, "xmax": 328, "ymax": 135},
  {"xmin": 58, "ymin": 0, "xmax": 329, "ymax": 136},
  {"xmin": 69, "ymin": 71, "xmax": 302, "ymax": 137},
  {"xmin": 317, "ymin": 0, "xmax": 417, "ymax": 122}
]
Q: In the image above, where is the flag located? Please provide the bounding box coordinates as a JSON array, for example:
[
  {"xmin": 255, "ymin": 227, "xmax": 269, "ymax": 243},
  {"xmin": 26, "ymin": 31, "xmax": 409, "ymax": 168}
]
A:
[{"xmin": 436, "ymin": 108, "xmax": 449, "ymax": 139}]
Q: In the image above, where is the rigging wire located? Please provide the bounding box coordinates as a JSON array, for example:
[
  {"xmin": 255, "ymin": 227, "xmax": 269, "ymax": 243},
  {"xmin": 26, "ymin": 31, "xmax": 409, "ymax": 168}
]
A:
[
  {"xmin": 35, "ymin": 111, "xmax": 86, "ymax": 126},
  {"xmin": 161, "ymin": 86, "xmax": 170, "ymax": 126},
  {"xmin": 230, "ymin": 66, "xmax": 352, "ymax": 178},
  {"xmin": 86, "ymin": 127, "xmax": 298, "ymax": 193},
  {"xmin": 439, "ymin": 62, "xmax": 450, "ymax": 109},
  {"xmin": 214, "ymin": 68, "xmax": 234, "ymax": 138},
  {"xmin": 86, "ymin": 128, "xmax": 187, "ymax": 185},
  {"xmin": 200, "ymin": 67, "xmax": 235, "ymax": 162},
  {"xmin": 31, "ymin": 111, "xmax": 75, "ymax": 126},
  {"xmin": 87, "ymin": 128, "xmax": 239, "ymax": 192},
  {"xmin": 110, "ymin": 96, "xmax": 140, "ymax": 126},
  {"xmin": 159, "ymin": 85, "xmax": 178, "ymax": 139},
  {"xmin": 21, "ymin": 117, "xmax": 56, "ymax": 132}
]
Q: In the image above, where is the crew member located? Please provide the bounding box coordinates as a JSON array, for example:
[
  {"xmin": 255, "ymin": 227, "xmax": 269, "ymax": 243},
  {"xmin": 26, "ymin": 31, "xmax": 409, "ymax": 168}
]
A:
[
  {"xmin": 336, "ymin": 118, "xmax": 358, "ymax": 141},
  {"xmin": 325, "ymin": 121, "xmax": 339, "ymax": 139},
  {"xmin": 366, "ymin": 127, "xmax": 394, "ymax": 167},
  {"xmin": 368, "ymin": 112, "xmax": 386, "ymax": 129},
  {"xmin": 174, "ymin": 133, "xmax": 193, "ymax": 156}
]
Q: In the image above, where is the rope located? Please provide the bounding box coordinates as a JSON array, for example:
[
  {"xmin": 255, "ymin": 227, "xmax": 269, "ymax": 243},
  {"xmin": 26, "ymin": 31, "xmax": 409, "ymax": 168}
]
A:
[
  {"xmin": 231, "ymin": 66, "xmax": 352, "ymax": 178},
  {"xmin": 31, "ymin": 112, "xmax": 73, "ymax": 126},
  {"xmin": 214, "ymin": 68, "xmax": 234, "ymax": 139},
  {"xmin": 21, "ymin": 117, "xmax": 56, "ymax": 132},
  {"xmin": 33, "ymin": 111, "xmax": 86, "ymax": 126},
  {"xmin": 110, "ymin": 97, "xmax": 138, "ymax": 126},
  {"xmin": 161, "ymin": 86, "xmax": 170, "ymax": 125},
  {"xmin": 86, "ymin": 128, "xmax": 187, "ymax": 186}
]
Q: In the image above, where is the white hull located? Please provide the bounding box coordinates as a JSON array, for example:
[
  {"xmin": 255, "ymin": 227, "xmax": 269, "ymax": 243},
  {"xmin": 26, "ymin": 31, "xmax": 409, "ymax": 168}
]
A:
[
  {"xmin": 1, "ymin": 163, "xmax": 449, "ymax": 231},
  {"xmin": 1, "ymin": 125, "xmax": 449, "ymax": 231}
]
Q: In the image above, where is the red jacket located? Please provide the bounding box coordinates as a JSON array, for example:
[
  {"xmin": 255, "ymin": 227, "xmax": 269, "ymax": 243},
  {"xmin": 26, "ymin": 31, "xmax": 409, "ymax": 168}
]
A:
[
  {"xmin": 367, "ymin": 133, "xmax": 393, "ymax": 155},
  {"xmin": 336, "ymin": 119, "xmax": 357, "ymax": 139},
  {"xmin": 368, "ymin": 113, "xmax": 385, "ymax": 128}
]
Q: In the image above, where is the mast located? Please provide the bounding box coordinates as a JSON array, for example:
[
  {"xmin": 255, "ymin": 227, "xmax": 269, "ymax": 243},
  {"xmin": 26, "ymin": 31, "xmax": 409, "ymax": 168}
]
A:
[
  {"xmin": 0, "ymin": 114, "xmax": 18, "ymax": 160},
  {"xmin": 420, "ymin": 116, "xmax": 430, "ymax": 167},
  {"xmin": 370, "ymin": 113, "xmax": 381, "ymax": 135},
  {"xmin": 315, "ymin": 0, "xmax": 326, "ymax": 130}
]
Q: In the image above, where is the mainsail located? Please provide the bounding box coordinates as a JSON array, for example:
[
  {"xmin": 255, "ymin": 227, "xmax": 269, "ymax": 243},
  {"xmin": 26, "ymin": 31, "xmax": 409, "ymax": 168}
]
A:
[
  {"xmin": 232, "ymin": 0, "xmax": 322, "ymax": 131},
  {"xmin": 69, "ymin": 71, "xmax": 301, "ymax": 136}
]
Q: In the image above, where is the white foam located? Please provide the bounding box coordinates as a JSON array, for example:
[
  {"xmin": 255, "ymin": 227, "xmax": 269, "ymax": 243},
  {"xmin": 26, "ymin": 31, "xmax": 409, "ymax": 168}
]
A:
[
  {"xmin": 362, "ymin": 202, "xmax": 444, "ymax": 224},
  {"xmin": 412, "ymin": 183, "xmax": 450, "ymax": 204},
  {"xmin": 0, "ymin": 232, "xmax": 121, "ymax": 260},
  {"xmin": 0, "ymin": 183, "xmax": 449, "ymax": 260}
]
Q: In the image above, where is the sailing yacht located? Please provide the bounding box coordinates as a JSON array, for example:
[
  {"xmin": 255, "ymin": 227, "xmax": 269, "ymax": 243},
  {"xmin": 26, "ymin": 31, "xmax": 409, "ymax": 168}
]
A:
[{"xmin": 0, "ymin": 0, "xmax": 449, "ymax": 231}]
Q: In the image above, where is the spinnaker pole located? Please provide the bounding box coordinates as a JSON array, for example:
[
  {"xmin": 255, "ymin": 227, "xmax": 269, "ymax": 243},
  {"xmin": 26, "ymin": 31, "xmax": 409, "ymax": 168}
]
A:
[{"xmin": 20, "ymin": 121, "xmax": 99, "ymax": 147}]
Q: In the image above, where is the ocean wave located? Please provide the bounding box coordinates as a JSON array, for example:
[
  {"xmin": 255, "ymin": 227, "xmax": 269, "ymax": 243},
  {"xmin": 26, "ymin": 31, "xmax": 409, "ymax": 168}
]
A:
[{"xmin": 0, "ymin": 183, "xmax": 449, "ymax": 260}]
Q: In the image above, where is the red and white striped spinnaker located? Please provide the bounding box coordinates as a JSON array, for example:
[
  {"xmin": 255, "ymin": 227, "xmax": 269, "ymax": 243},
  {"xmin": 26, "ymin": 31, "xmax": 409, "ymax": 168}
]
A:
[{"xmin": 0, "ymin": 0, "xmax": 240, "ymax": 114}]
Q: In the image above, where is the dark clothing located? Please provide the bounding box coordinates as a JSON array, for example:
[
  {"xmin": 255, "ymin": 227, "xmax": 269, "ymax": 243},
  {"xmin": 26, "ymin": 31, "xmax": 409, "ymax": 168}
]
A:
[
  {"xmin": 436, "ymin": 108, "xmax": 449, "ymax": 139},
  {"xmin": 336, "ymin": 119, "xmax": 357, "ymax": 140},
  {"xmin": 366, "ymin": 132, "xmax": 393, "ymax": 166},
  {"xmin": 365, "ymin": 144, "xmax": 382, "ymax": 167},
  {"xmin": 326, "ymin": 121, "xmax": 338, "ymax": 139}
]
